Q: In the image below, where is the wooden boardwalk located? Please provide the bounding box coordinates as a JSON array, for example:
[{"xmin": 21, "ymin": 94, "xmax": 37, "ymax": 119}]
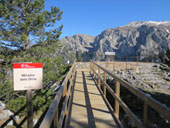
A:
[
  {"xmin": 40, "ymin": 62, "xmax": 170, "ymax": 128},
  {"xmin": 67, "ymin": 67, "xmax": 118, "ymax": 128}
]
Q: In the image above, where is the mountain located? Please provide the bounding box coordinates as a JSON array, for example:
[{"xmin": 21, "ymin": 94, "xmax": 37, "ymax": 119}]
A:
[
  {"xmin": 60, "ymin": 34, "xmax": 95, "ymax": 53},
  {"xmin": 60, "ymin": 21, "xmax": 170, "ymax": 61}
]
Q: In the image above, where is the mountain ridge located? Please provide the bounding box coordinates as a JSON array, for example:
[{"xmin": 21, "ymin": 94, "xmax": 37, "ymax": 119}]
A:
[{"xmin": 61, "ymin": 21, "xmax": 170, "ymax": 61}]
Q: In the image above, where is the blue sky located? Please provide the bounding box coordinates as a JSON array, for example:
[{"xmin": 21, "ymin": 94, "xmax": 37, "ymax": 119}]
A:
[{"xmin": 45, "ymin": 0, "xmax": 170, "ymax": 38}]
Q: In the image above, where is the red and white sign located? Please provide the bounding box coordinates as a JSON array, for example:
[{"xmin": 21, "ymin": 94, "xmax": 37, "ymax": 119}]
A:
[{"xmin": 13, "ymin": 63, "xmax": 43, "ymax": 90}]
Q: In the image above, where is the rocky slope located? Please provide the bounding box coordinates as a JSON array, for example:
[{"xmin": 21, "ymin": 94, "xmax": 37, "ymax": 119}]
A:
[
  {"xmin": 114, "ymin": 63, "xmax": 170, "ymax": 94},
  {"xmin": 61, "ymin": 21, "xmax": 170, "ymax": 61},
  {"xmin": 60, "ymin": 34, "xmax": 95, "ymax": 53}
]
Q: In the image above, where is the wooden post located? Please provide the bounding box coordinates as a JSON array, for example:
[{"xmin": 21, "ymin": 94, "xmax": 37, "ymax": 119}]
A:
[
  {"xmin": 53, "ymin": 109, "xmax": 58, "ymax": 128},
  {"xmin": 143, "ymin": 102, "xmax": 148, "ymax": 127},
  {"xmin": 90, "ymin": 62, "xmax": 92, "ymax": 74},
  {"xmin": 115, "ymin": 81, "xmax": 120, "ymax": 118},
  {"xmin": 104, "ymin": 72, "xmax": 106, "ymax": 97},
  {"xmin": 91, "ymin": 63, "xmax": 93, "ymax": 76},
  {"xmin": 63, "ymin": 82, "xmax": 67, "ymax": 97},
  {"xmin": 126, "ymin": 57, "xmax": 128, "ymax": 70},
  {"xmin": 70, "ymin": 74, "xmax": 72, "ymax": 87},
  {"xmin": 95, "ymin": 63, "xmax": 96, "ymax": 78},
  {"xmin": 26, "ymin": 90, "xmax": 33, "ymax": 128},
  {"xmin": 65, "ymin": 105, "xmax": 68, "ymax": 116},
  {"xmin": 91, "ymin": 62, "xmax": 93, "ymax": 75},
  {"xmin": 107, "ymin": 60, "xmax": 109, "ymax": 68},
  {"xmin": 93, "ymin": 63, "xmax": 95, "ymax": 76},
  {"xmin": 98, "ymin": 67, "xmax": 101, "ymax": 88}
]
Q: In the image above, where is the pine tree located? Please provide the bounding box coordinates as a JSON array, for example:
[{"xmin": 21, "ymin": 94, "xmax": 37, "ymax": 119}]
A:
[
  {"xmin": 0, "ymin": 0, "xmax": 62, "ymax": 50},
  {"xmin": 0, "ymin": 0, "xmax": 68, "ymax": 116},
  {"xmin": 0, "ymin": 0, "xmax": 63, "ymax": 66}
]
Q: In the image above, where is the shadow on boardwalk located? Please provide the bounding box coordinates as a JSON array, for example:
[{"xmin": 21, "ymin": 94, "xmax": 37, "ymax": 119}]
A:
[{"xmin": 67, "ymin": 70, "xmax": 118, "ymax": 128}]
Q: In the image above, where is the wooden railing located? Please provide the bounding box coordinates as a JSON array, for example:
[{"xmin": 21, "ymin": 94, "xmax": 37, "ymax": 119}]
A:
[
  {"xmin": 95, "ymin": 61, "xmax": 138, "ymax": 71},
  {"xmin": 40, "ymin": 60, "xmax": 76, "ymax": 128},
  {"xmin": 91, "ymin": 62, "xmax": 170, "ymax": 128}
]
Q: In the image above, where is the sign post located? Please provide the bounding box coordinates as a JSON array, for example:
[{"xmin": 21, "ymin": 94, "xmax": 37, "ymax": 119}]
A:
[
  {"xmin": 27, "ymin": 90, "xmax": 33, "ymax": 128},
  {"xmin": 13, "ymin": 63, "xmax": 43, "ymax": 128}
]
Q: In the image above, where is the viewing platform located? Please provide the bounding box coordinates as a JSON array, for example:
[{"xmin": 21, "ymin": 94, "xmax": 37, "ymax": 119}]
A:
[{"xmin": 39, "ymin": 61, "xmax": 170, "ymax": 128}]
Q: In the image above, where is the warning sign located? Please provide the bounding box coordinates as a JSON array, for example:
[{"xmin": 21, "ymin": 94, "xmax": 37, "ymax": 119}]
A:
[{"xmin": 13, "ymin": 63, "xmax": 43, "ymax": 90}]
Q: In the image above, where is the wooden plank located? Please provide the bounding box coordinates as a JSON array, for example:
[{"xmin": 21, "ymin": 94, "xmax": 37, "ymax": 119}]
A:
[{"xmin": 67, "ymin": 67, "xmax": 117, "ymax": 128}]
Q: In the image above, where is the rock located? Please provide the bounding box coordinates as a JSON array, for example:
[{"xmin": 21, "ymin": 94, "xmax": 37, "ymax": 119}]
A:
[
  {"xmin": 111, "ymin": 63, "xmax": 170, "ymax": 93},
  {"xmin": 61, "ymin": 34, "xmax": 95, "ymax": 53},
  {"xmin": 148, "ymin": 83, "xmax": 155, "ymax": 89},
  {"xmin": 164, "ymin": 76, "xmax": 170, "ymax": 81},
  {"xmin": 0, "ymin": 109, "xmax": 14, "ymax": 120},
  {"xmin": 14, "ymin": 116, "xmax": 20, "ymax": 121},
  {"xmin": 7, "ymin": 120, "xmax": 13, "ymax": 126},
  {"xmin": 143, "ymin": 84, "xmax": 149, "ymax": 89},
  {"xmin": 0, "ymin": 113, "xmax": 5, "ymax": 120},
  {"xmin": 153, "ymin": 64, "xmax": 159, "ymax": 68},
  {"xmin": 160, "ymin": 64, "xmax": 170, "ymax": 71},
  {"xmin": 165, "ymin": 119, "xmax": 169, "ymax": 124},
  {"xmin": 0, "ymin": 101, "xmax": 6, "ymax": 109},
  {"xmin": 132, "ymin": 76, "xmax": 136, "ymax": 80},
  {"xmin": 4, "ymin": 110, "xmax": 13, "ymax": 117},
  {"xmin": 33, "ymin": 118, "xmax": 38, "ymax": 125},
  {"xmin": 164, "ymin": 72, "xmax": 170, "ymax": 81}
]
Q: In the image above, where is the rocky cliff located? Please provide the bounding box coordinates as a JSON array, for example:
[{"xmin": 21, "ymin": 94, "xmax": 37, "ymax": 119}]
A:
[
  {"xmin": 61, "ymin": 21, "xmax": 170, "ymax": 61},
  {"xmin": 60, "ymin": 34, "xmax": 95, "ymax": 53}
]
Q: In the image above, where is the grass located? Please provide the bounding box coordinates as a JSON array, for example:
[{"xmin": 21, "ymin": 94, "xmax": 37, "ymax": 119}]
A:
[{"xmin": 136, "ymin": 72, "xmax": 142, "ymax": 75}]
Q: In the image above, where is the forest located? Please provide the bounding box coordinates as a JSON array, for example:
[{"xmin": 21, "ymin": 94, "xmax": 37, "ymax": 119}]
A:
[{"xmin": 0, "ymin": 0, "xmax": 75, "ymax": 123}]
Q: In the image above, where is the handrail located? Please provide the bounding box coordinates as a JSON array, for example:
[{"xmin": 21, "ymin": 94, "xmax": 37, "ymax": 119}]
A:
[
  {"xmin": 91, "ymin": 61, "xmax": 170, "ymax": 128},
  {"xmin": 96, "ymin": 61, "xmax": 138, "ymax": 70},
  {"xmin": 40, "ymin": 60, "xmax": 76, "ymax": 128}
]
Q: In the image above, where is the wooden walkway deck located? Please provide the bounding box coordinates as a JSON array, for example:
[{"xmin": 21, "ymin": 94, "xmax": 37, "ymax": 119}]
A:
[
  {"xmin": 39, "ymin": 62, "xmax": 170, "ymax": 128},
  {"xmin": 67, "ymin": 67, "xmax": 118, "ymax": 128}
]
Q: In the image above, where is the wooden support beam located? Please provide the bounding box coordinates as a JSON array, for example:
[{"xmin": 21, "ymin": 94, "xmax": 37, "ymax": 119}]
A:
[
  {"xmin": 63, "ymin": 82, "xmax": 67, "ymax": 97},
  {"xmin": 98, "ymin": 67, "xmax": 101, "ymax": 88},
  {"xmin": 53, "ymin": 109, "xmax": 58, "ymax": 128},
  {"xmin": 126, "ymin": 57, "xmax": 128, "ymax": 70},
  {"xmin": 104, "ymin": 72, "xmax": 106, "ymax": 97},
  {"xmin": 91, "ymin": 63, "xmax": 93, "ymax": 74},
  {"xmin": 65, "ymin": 105, "xmax": 68, "ymax": 116},
  {"xmin": 115, "ymin": 81, "xmax": 120, "ymax": 118},
  {"xmin": 70, "ymin": 74, "xmax": 72, "ymax": 87},
  {"xmin": 143, "ymin": 102, "xmax": 148, "ymax": 127}
]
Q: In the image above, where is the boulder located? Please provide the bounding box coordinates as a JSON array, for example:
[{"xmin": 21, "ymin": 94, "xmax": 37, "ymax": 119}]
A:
[{"xmin": 0, "ymin": 101, "xmax": 5, "ymax": 109}]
